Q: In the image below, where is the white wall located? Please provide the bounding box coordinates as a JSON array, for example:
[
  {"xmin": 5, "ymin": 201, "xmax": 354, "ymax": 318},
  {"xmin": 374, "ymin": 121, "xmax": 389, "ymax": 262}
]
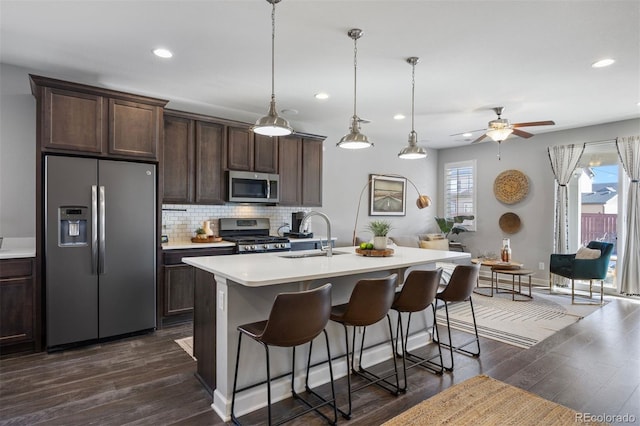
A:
[
  {"xmin": 437, "ymin": 118, "xmax": 640, "ymax": 278},
  {"xmin": 0, "ymin": 63, "xmax": 36, "ymax": 237}
]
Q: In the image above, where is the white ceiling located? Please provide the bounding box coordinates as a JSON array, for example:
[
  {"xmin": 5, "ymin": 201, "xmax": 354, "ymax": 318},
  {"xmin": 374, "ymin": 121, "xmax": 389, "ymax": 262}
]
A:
[{"xmin": 1, "ymin": 0, "xmax": 639, "ymax": 149}]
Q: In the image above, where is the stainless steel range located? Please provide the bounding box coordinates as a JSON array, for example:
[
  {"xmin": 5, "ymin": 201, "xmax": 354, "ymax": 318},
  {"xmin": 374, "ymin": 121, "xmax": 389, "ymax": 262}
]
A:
[{"xmin": 219, "ymin": 217, "xmax": 290, "ymax": 254}]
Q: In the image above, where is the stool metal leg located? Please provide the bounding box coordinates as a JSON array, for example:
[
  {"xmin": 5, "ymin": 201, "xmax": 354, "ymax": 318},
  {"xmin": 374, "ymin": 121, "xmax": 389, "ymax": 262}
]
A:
[
  {"xmin": 396, "ymin": 305, "xmax": 444, "ymax": 391},
  {"xmin": 231, "ymin": 332, "xmax": 243, "ymax": 425},
  {"xmin": 232, "ymin": 331, "xmax": 338, "ymax": 426},
  {"xmin": 432, "ymin": 298, "xmax": 481, "ymax": 371},
  {"xmin": 337, "ymin": 318, "xmax": 401, "ymax": 420}
]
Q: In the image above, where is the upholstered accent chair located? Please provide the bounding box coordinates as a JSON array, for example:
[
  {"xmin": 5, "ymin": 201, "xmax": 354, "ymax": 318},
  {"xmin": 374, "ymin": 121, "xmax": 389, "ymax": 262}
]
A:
[{"xmin": 549, "ymin": 241, "xmax": 614, "ymax": 304}]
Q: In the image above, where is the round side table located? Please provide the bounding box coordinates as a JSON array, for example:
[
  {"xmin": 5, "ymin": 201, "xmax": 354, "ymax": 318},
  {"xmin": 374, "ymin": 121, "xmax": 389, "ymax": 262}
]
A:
[
  {"xmin": 471, "ymin": 259, "xmax": 523, "ymax": 297},
  {"xmin": 491, "ymin": 268, "xmax": 534, "ymax": 301}
]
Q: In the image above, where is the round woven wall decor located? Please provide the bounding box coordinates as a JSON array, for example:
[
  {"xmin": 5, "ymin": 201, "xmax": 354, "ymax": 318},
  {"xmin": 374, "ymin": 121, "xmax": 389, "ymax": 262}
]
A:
[
  {"xmin": 499, "ymin": 212, "xmax": 522, "ymax": 234},
  {"xmin": 493, "ymin": 169, "xmax": 529, "ymax": 204}
]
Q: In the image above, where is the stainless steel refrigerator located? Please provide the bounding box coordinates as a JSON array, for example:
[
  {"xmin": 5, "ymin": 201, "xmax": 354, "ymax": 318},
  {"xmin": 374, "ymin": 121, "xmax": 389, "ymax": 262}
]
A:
[{"xmin": 45, "ymin": 155, "xmax": 156, "ymax": 349}]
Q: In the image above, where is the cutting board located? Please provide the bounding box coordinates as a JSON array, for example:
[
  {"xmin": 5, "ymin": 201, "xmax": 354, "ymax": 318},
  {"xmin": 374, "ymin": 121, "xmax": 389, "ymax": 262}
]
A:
[{"xmin": 355, "ymin": 248, "xmax": 394, "ymax": 257}]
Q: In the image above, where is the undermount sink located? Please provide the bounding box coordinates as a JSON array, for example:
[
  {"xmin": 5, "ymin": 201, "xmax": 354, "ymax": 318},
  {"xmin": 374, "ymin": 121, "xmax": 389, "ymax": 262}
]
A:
[{"xmin": 278, "ymin": 250, "xmax": 348, "ymax": 259}]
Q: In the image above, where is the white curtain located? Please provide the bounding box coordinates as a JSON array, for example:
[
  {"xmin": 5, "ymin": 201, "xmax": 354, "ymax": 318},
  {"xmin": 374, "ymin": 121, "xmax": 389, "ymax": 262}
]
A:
[
  {"xmin": 548, "ymin": 144, "xmax": 585, "ymax": 253},
  {"xmin": 616, "ymin": 135, "xmax": 640, "ymax": 296}
]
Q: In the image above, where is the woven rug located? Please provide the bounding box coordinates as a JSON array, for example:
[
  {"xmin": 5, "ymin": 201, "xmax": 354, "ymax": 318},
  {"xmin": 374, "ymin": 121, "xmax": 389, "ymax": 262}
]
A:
[
  {"xmin": 435, "ymin": 287, "xmax": 605, "ymax": 349},
  {"xmin": 382, "ymin": 375, "xmax": 608, "ymax": 425},
  {"xmin": 175, "ymin": 336, "xmax": 196, "ymax": 361}
]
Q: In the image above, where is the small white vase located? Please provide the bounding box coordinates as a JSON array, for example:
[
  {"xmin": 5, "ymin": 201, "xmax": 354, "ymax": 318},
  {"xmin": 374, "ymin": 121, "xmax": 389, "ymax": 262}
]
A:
[
  {"xmin": 373, "ymin": 236, "xmax": 388, "ymax": 250},
  {"xmin": 203, "ymin": 221, "xmax": 214, "ymax": 236}
]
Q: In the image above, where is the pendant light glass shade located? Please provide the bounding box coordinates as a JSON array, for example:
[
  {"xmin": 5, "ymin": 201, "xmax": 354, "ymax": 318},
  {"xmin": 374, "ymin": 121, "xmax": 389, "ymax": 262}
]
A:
[
  {"xmin": 253, "ymin": 0, "xmax": 293, "ymax": 137},
  {"xmin": 337, "ymin": 29, "xmax": 372, "ymax": 149},
  {"xmin": 486, "ymin": 127, "xmax": 513, "ymax": 142},
  {"xmin": 398, "ymin": 57, "xmax": 427, "ymax": 159}
]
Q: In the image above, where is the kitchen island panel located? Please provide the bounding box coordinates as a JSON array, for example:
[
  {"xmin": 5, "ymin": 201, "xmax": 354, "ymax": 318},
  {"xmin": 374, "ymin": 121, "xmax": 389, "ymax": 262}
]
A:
[{"xmin": 186, "ymin": 246, "xmax": 470, "ymax": 421}]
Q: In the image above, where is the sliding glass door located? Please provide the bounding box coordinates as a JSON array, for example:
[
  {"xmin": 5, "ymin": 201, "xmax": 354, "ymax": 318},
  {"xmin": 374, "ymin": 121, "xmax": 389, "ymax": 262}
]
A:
[{"xmin": 570, "ymin": 142, "xmax": 622, "ymax": 291}]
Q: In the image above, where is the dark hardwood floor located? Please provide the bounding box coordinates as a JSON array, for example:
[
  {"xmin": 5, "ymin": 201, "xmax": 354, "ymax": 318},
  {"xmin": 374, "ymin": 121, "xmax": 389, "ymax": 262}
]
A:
[{"xmin": 1, "ymin": 296, "xmax": 638, "ymax": 425}]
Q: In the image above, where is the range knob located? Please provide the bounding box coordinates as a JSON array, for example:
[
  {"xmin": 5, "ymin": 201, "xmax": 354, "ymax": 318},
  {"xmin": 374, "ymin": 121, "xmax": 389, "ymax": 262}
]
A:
[{"xmin": 263, "ymin": 244, "xmax": 269, "ymax": 249}]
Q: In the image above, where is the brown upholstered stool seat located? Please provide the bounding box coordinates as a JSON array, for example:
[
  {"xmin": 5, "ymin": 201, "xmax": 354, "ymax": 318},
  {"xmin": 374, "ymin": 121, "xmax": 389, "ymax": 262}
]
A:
[
  {"xmin": 231, "ymin": 283, "xmax": 337, "ymax": 426},
  {"xmin": 391, "ymin": 269, "xmax": 444, "ymax": 391},
  {"xmin": 433, "ymin": 264, "xmax": 481, "ymax": 371},
  {"xmin": 329, "ymin": 274, "xmax": 400, "ymax": 420}
]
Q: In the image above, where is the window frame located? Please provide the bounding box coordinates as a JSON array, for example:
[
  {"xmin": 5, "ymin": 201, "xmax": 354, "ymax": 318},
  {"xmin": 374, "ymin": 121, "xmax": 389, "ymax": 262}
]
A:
[{"xmin": 443, "ymin": 159, "xmax": 477, "ymax": 231}]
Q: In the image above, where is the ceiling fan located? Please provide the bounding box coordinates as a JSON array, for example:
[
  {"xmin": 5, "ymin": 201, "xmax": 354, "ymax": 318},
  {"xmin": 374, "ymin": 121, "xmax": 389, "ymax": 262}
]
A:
[{"xmin": 471, "ymin": 106, "xmax": 555, "ymax": 144}]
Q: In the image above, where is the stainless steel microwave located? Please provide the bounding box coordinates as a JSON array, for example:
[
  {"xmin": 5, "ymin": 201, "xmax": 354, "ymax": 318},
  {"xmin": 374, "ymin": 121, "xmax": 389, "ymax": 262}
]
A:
[{"xmin": 227, "ymin": 170, "xmax": 279, "ymax": 203}]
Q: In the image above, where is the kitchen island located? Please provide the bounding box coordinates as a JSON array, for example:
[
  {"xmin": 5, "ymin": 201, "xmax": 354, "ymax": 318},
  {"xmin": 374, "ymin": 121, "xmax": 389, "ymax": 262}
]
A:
[{"xmin": 183, "ymin": 246, "xmax": 470, "ymax": 421}]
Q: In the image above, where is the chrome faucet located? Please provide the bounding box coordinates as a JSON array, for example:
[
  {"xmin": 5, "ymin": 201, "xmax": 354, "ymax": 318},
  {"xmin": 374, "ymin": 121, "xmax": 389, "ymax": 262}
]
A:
[{"xmin": 301, "ymin": 211, "xmax": 333, "ymax": 257}]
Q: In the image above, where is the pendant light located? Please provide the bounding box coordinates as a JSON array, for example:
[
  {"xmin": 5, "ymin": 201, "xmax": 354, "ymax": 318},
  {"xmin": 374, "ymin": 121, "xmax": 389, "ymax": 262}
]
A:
[
  {"xmin": 337, "ymin": 29, "xmax": 373, "ymax": 149},
  {"xmin": 252, "ymin": 0, "xmax": 293, "ymax": 137},
  {"xmin": 398, "ymin": 57, "xmax": 428, "ymax": 159}
]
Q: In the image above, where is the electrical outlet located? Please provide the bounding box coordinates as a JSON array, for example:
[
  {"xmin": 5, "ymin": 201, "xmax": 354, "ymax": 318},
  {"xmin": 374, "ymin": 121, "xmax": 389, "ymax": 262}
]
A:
[
  {"xmin": 218, "ymin": 290, "xmax": 225, "ymax": 311},
  {"xmin": 538, "ymin": 262, "xmax": 545, "ymax": 270}
]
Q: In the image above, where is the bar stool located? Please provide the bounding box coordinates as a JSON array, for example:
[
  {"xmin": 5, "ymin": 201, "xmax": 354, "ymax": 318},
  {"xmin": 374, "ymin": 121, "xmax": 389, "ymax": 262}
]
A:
[
  {"xmin": 329, "ymin": 273, "xmax": 400, "ymax": 419},
  {"xmin": 230, "ymin": 283, "xmax": 337, "ymax": 426},
  {"xmin": 391, "ymin": 269, "xmax": 444, "ymax": 391},
  {"xmin": 432, "ymin": 264, "xmax": 481, "ymax": 371}
]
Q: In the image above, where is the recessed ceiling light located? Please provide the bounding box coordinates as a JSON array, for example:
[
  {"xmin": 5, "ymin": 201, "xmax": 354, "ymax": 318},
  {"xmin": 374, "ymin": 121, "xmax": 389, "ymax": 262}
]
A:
[
  {"xmin": 591, "ymin": 58, "xmax": 615, "ymax": 68},
  {"xmin": 462, "ymin": 132, "xmax": 473, "ymax": 138},
  {"xmin": 314, "ymin": 92, "xmax": 329, "ymax": 100},
  {"xmin": 393, "ymin": 114, "xmax": 405, "ymax": 120},
  {"xmin": 153, "ymin": 48, "xmax": 173, "ymax": 59},
  {"xmin": 281, "ymin": 109, "xmax": 298, "ymax": 115}
]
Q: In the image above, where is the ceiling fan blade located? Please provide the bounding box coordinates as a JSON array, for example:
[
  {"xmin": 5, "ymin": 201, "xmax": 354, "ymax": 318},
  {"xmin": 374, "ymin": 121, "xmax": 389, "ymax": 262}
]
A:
[
  {"xmin": 512, "ymin": 128, "xmax": 534, "ymax": 138},
  {"xmin": 512, "ymin": 120, "xmax": 555, "ymax": 128},
  {"xmin": 471, "ymin": 133, "xmax": 488, "ymax": 144}
]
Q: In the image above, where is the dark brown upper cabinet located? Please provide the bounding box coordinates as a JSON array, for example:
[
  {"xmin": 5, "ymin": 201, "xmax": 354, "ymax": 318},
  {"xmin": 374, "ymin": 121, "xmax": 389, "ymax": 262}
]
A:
[
  {"xmin": 227, "ymin": 127, "xmax": 278, "ymax": 173},
  {"xmin": 278, "ymin": 135, "xmax": 324, "ymax": 206},
  {"xmin": 227, "ymin": 126, "xmax": 253, "ymax": 171},
  {"xmin": 30, "ymin": 75, "xmax": 167, "ymax": 160},
  {"xmin": 163, "ymin": 115, "xmax": 194, "ymax": 203},
  {"xmin": 163, "ymin": 111, "xmax": 225, "ymax": 204}
]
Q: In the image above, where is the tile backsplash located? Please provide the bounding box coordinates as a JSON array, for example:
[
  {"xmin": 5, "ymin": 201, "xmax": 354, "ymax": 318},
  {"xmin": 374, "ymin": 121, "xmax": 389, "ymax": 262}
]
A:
[{"xmin": 162, "ymin": 204, "xmax": 312, "ymax": 243}]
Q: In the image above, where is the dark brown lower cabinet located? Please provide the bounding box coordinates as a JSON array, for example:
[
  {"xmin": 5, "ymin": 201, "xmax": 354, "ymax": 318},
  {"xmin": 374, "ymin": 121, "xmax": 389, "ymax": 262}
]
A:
[
  {"xmin": 0, "ymin": 258, "xmax": 37, "ymax": 355},
  {"xmin": 160, "ymin": 247, "xmax": 233, "ymax": 327}
]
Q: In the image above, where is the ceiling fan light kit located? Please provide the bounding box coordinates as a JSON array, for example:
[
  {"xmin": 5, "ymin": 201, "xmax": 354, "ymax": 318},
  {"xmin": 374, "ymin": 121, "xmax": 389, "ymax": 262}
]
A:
[
  {"xmin": 486, "ymin": 127, "xmax": 514, "ymax": 142},
  {"xmin": 470, "ymin": 106, "xmax": 555, "ymax": 159},
  {"xmin": 252, "ymin": 0, "xmax": 293, "ymax": 137},
  {"xmin": 337, "ymin": 28, "xmax": 373, "ymax": 150},
  {"xmin": 398, "ymin": 56, "xmax": 428, "ymax": 159}
]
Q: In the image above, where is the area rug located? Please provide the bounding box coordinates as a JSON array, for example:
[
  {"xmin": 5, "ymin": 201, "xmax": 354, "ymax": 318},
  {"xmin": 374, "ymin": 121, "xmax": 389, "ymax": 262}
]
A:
[
  {"xmin": 381, "ymin": 375, "xmax": 607, "ymax": 425},
  {"xmin": 174, "ymin": 336, "xmax": 196, "ymax": 361},
  {"xmin": 435, "ymin": 287, "xmax": 605, "ymax": 349}
]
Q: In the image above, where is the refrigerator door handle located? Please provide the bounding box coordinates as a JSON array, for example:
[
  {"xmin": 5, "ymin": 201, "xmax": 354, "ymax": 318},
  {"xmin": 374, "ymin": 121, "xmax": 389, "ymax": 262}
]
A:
[
  {"xmin": 91, "ymin": 185, "xmax": 99, "ymax": 274},
  {"xmin": 99, "ymin": 185, "xmax": 106, "ymax": 274}
]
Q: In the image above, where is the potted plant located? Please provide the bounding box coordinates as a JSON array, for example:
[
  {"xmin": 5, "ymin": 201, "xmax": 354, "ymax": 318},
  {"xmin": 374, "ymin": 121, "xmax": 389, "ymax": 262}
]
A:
[
  {"xmin": 194, "ymin": 227, "xmax": 208, "ymax": 240},
  {"xmin": 434, "ymin": 215, "xmax": 474, "ymax": 240},
  {"xmin": 366, "ymin": 220, "xmax": 393, "ymax": 250}
]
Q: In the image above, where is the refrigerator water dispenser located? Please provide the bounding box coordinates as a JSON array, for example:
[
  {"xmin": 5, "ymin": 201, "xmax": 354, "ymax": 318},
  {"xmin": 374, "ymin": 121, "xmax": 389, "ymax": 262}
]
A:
[{"xmin": 59, "ymin": 206, "xmax": 88, "ymax": 246}]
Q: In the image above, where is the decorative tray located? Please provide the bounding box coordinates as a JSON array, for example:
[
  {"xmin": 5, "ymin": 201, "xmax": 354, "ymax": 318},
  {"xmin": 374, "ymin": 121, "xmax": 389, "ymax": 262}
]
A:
[
  {"xmin": 191, "ymin": 236, "xmax": 223, "ymax": 243},
  {"xmin": 355, "ymin": 248, "xmax": 394, "ymax": 257}
]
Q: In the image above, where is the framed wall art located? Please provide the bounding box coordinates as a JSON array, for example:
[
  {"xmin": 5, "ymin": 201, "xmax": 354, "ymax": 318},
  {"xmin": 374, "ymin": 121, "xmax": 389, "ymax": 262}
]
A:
[{"xmin": 369, "ymin": 174, "xmax": 406, "ymax": 216}]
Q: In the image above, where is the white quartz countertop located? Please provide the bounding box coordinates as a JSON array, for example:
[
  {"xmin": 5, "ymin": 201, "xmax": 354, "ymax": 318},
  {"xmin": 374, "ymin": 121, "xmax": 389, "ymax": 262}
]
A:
[
  {"xmin": 0, "ymin": 237, "xmax": 36, "ymax": 259},
  {"xmin": 183, "ymin": 246, "xmax": 470, "ymax": 287},
  {"xmin": 162, "ymin": 241, "xmax": 236, "ymax": 250}
]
